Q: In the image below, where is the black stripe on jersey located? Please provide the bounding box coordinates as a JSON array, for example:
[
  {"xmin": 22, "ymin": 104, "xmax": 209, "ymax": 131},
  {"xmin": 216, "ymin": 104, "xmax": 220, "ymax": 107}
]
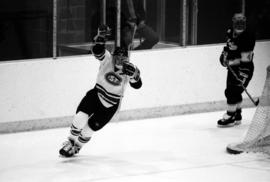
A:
[
  {"xmin": 98, "ymin": 93, "xmax": 117, "ymax": 105},
  {"xmin": 97, "ymin": 90, "xmax": 119, "ymax": 104},
  {"xmin": 95, "ymin": 84, "xmax": 121, "ymax": 105},
  {"xmin": 96, "ymin": 84, "xmax": 121, "ymax": 99}
]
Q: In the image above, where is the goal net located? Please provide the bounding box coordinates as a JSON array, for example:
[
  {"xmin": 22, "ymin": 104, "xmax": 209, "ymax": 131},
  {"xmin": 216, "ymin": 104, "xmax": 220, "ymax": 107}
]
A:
[{"xmin": 226, "ymin": 65, "xmax": 270, "ymax": 155}]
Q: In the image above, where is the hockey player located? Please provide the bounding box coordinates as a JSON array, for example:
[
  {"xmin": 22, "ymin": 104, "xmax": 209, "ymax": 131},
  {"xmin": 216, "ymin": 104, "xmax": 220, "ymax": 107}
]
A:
[
  {"xmin": 217, "ymin": 13, "xmax": 256, "ymax": 127},
  {"xmin": 59, "ymin": 25, "xmax": 142, "ymax": 157}
]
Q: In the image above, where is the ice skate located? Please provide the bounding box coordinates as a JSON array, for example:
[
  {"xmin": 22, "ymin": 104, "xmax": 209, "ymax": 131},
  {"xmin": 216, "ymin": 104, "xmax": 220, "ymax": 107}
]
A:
[
  {"xmin": 217, "ymin": 111, "xmax": 240, "ymax": 127},
  {"xmin": 59, "ymin": 139, "xmax": 81, "ymax": 157}
]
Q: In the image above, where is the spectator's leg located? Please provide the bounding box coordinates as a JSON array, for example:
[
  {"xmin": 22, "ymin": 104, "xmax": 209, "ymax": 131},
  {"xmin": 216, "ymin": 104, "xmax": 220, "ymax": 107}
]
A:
[{"xmin": 134, "ymin": 25, "xmax": 159, "ymax": 50}]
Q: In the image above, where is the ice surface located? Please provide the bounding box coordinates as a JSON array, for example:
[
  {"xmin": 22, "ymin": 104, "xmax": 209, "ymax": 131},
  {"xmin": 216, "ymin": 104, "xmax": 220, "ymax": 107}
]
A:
[{"xmin": 0, "ymin": 108, "xmax": 270, "ymax": 182}]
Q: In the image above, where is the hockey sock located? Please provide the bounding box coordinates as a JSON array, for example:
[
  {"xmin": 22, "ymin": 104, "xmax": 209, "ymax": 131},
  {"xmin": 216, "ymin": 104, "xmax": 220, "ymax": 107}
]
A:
[
  {"xmin": 77, "ymin": 135, "xmax": 91, "ymax": 149},
  {"xmin": 222, "ymin": 104, "xmax": 237, "ymax": 120},
  {"xmin": 76, "ymin": 124, "xmax": 94, "ymax": 148},
  {"xmin": 226, "ymin": 104, "xmax": 237, "ymax": 113},
  {"xmin": 68, "ymin": 111, "xmax": 89, "ymax": 142},
  {"xmin": 68, "ymin": 124, "xmax": 82, "ymax": 142},
  {"xmin": 73, "ymin": 111, "xmax": 90, "ymax": 129},
  {"xmin": 236, "ymin": 102, "xmax": 242, "ymax": 110}
]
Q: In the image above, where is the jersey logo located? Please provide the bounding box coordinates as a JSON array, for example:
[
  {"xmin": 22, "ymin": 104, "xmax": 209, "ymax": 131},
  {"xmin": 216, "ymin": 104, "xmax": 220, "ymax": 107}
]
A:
[{"xmin": 105, "ymin": 72, "xmax": 122, "ymax": 86}]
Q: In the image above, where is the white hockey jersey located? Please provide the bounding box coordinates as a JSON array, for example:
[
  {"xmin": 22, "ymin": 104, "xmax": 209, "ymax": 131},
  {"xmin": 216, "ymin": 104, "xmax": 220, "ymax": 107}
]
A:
[{"xmin": 95, "ymin": 50, "xmax": 129, "ymax": 108}]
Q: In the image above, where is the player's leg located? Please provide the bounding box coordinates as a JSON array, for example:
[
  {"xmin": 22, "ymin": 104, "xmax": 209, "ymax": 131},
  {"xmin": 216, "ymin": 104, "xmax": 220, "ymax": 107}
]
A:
[
  {"xmin": 218, "ymin": 70, "xmax": 243, "ymax": 127},
  {"xmin": 59, "ymin": 111, "xmax": 89, "ymax": 157},
  {"xmin": 121, "ymin": 24, "xmax": 135, "ymax": 50},
  {"xmin": 75, "ymin": 102, "xmax": 119, "ymax": 151},
  {"xmin": 59, "ymin": 89, "xmax": 96, "ymax": 157},
  {"xmin": 218, "ymin": 63, "xmax": 254, "ymax": 127},
  {"xmin": 234, "ymin": 62, "xmax": 254, "ymax": 121},
  {"xmin": 69, "ymin": 112, "xmax": 89, "ymax": 141},
  {"xmin": 61, "ymin": 86, "xmax": 120, "ymax": 156},
  {"xmin": 134, "ymin": 25, "xmax": 159, "ymax": 50},
  {"xmin": 78, "ymin": 124, "xmax": 93, "ymax": 146}
]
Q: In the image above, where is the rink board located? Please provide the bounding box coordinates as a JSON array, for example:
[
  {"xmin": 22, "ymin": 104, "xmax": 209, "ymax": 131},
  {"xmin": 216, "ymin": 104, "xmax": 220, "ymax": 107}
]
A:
[{"xmin": 0, "ymin": 41, "xmax": 269, "ymax": 133}]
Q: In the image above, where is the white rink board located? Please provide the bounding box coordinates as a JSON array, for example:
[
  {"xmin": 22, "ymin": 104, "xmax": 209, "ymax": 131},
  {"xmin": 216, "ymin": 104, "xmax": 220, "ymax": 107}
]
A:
[{"xmin": 0, "ymin": 41, "xmax": 269, "ymax": 125}]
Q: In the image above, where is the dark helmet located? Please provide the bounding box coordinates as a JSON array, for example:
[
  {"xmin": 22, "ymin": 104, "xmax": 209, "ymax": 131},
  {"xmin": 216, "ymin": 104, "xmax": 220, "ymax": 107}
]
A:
[
  {"xmin": 113, "ymin": 47, "xmax": 129, "ymax": 68},
  {"xmin": 232, "ymin": 13, "xmax": 246, "ymax": 33}
]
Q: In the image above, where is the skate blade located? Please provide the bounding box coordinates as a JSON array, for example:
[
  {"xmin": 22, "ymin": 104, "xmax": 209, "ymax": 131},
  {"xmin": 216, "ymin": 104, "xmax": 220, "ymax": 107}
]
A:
[
  {"xmin": 59, "ymin": 154, "xmax": 79, "ymax": 159},
  {"xmin": 59, "ymin": 154, "xmax": 74, "ymax": 158},
  {"xmin": 217, "ymin": 123, "xmax": 235, "ymax": 128},
  {"xmin": 217, "ymin": 121, "xmax": 241, "ymax": 128}
]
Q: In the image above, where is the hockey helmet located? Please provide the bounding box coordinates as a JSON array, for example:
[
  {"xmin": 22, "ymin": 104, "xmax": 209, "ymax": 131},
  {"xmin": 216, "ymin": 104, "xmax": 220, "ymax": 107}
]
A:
[
  {"xmin": 232, "ymin": 13, "xmax": 246, "ymax": 33},
  {"xmin": 113, "ymin": 47, "xmax": 129, "ymax": 69}
]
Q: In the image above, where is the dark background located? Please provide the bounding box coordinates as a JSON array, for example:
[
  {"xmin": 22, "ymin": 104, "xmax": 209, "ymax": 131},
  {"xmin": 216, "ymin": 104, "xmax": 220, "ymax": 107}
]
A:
[{"xmin": 0, "ymin": 0, "xmax": 269, "ymax": 61}]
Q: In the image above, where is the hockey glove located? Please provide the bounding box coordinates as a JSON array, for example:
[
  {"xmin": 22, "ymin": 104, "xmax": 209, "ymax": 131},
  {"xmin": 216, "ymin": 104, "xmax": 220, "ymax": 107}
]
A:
[
  {"xmin": 219, "ymin": 47, "xmax": 229, "ymax": 67},
  {"xmin": 93, "ymin": 24, "xmax": 111, "ymax": 44},
  {"xmin": 97, "ymin": 24, "xmax": 111, "ymax": 38},
  {"xmin": 93, "ymin": 35, "xmax": 106, "ymax": 44},
  {"xmin": 238, "ymin": 67, "xmax": 252, "ymax": 85},
  {"xmin": 122, "ymin": 62, "xmax": 140, "ymax": 81}
]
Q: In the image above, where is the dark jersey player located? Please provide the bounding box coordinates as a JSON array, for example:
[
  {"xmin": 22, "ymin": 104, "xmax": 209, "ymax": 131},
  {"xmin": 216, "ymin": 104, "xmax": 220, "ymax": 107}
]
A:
[
  {"xmin": 59, "ymin": 25, "xmax": 142, "ymax": 157},
  {"xmin": 217, "ymin": 13, "xmax": 256, "ymax": 127}
]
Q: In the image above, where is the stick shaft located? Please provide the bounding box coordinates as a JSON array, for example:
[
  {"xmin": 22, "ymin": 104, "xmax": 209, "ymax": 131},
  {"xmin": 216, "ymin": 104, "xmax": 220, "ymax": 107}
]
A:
[{"xmin": 227, "ymin": 64, "xmax": 258, "ymax": 106}]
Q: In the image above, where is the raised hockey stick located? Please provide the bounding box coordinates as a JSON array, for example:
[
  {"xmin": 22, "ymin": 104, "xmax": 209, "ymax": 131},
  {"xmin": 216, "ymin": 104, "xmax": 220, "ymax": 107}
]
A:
[
  {"xmin": 129, "ymin": 24, "xmax": 137, "ymax": 51},
  {"xmin": 226, "ymin": 64, "xmax": 259, "ymax": 106},
  {"xmin": 126, "ymin": 0, "xmax": 137, "ymax": 53}
]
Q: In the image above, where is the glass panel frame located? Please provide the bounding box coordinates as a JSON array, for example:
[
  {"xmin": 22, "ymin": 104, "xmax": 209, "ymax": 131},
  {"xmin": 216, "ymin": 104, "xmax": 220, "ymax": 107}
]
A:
[{"xmin": 0, "ymin": 0, "xmax": 270, "ymax": 61}]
